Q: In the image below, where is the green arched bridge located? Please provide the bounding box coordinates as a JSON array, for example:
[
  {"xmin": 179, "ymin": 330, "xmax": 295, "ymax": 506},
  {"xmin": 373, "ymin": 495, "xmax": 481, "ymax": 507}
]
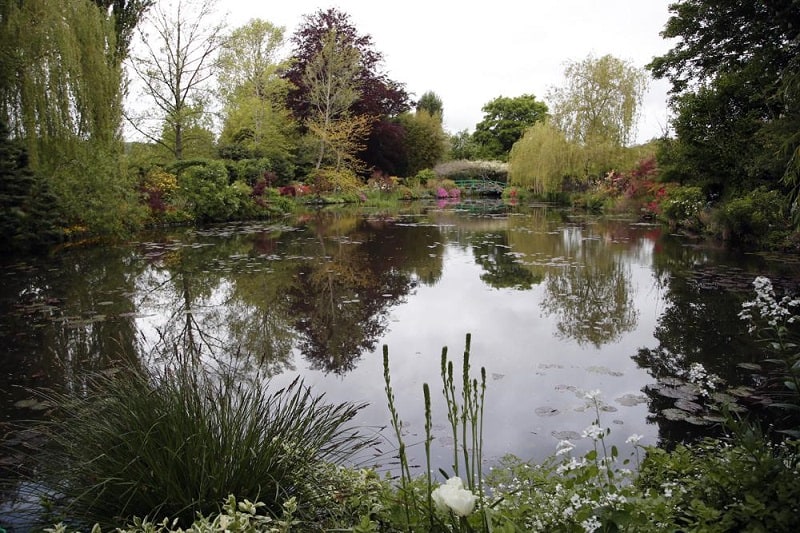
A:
[{"xmin": 453, "ymin": 179, "xmax": 506, "ymax": 196}]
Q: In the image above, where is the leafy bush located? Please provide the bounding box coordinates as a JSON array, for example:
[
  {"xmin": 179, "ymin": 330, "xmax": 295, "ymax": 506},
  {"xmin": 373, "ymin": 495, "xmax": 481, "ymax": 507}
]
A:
[
  {"xmin": 179, "ymin": 160, "xmax": 243, "ymax": 221},
  {"xmin": 661, "ymin": 185, "xmax": 705, "ymax": 228},
  {"xmin": 636, "ymin": 436, "xmax": 800, "ymax": 532},
  {"xmin": 714, "ymin": 187, "xmax": 789, "ymax": 246},
  {"xmin": 307, "ymin": 167, "xmax": 362, "ymax": 196},
  {"xmin": 414, "ymin": 168, "xmax": 437, "ymax": 186},
  {"xmin": 28, "ymin": 358, "xmax": 372, "ymax": 529}
]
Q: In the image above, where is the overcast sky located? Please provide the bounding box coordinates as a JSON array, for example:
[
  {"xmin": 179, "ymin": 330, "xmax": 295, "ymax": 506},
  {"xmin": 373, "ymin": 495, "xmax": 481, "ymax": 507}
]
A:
[{"xmin": 220, "ymin": 0, "xmax": 676, "ymax": 144}]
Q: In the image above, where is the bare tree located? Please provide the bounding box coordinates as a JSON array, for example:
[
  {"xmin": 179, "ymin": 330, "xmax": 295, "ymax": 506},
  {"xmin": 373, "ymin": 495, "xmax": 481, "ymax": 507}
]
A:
[{"xmin": 127, "ymin": 0, "xmax": 226, "ymax": 159}]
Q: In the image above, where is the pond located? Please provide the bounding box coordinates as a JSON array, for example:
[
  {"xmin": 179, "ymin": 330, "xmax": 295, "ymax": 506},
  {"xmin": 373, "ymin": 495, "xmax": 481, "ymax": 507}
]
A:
[{"xmin": 1, "ymin": 201, "xmax": 799, "ymax": 495}]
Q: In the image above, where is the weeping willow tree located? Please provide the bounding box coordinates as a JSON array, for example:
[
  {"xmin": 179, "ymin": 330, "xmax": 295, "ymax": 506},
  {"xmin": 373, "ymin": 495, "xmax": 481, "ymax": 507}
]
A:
[
  {"xmin": 508, "ymin": 121, "xmax": 580, "ymax": 195},
  {"xmin": 548, "ymin": 54, "xmax": 648, "ymax": 178},
  {"xmin": 0, "ymin": 0, "xmax": 146, "ymax": 236}
]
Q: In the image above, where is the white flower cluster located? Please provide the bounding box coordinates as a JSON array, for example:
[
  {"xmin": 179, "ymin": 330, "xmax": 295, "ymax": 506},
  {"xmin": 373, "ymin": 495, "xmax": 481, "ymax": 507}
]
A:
[
  {"xmin": 739, "ymin": 276, "xmax": 800, "ymax": 333},
  {"xmin": 431, "ymin": 476, "xmax": 477, "ymax": 517},
  {"xmin": 685, "ymin": 362, "xmax": 721, "ymax": 396}
]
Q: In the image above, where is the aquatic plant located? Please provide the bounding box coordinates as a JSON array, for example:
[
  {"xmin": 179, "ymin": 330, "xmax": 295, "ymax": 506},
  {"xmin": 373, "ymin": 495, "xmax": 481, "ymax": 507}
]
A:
[{"xmin": 25, "ymin": 356, "xmax": 372, "ymax": 529}]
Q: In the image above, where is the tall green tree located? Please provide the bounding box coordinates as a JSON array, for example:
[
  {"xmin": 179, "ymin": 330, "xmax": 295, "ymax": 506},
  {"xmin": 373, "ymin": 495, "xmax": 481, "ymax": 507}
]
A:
[
  {"xmin": 396, "ymin": 110, "xmax": 447, "ymax": 176},
  {"xmin": 648, "ymin": 0, "xmax": 800, "ymax": 203},
  {"xmin": 549, "ymin": 54, "xmax": 648, "ymax": 177},
  {"xmin": 508, "ymin": 121, "xmax": 579, "ymax": 195},
  {"xmin": 0, "ymin": 119, "xmax": 60, "ymax": 250},
  {"xmin": 93, "ymin": 0, "xmax": 155, "ymax": 61},
  {"xmin": 128, "ymin": 0, "xmax": 226, "ymax": 160},
  {"xmin": 416, "ymin": 90, "xmax": 443, "ymax": 120},
  {"xmin": 216, "ymin": 19, "xmax": 297, "ymax": 173},
  {"xmin": 472, "ymin": 94, "xmax": 548, "ymax": 161},
  {"xmin": 0, "ymin": 0, "xmax": 144, "ymax": 236}
]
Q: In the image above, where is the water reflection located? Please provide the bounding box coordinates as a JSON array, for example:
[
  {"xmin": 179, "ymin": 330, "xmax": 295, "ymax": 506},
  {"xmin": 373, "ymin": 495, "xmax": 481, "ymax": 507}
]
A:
[{"xmin": 2, "ymin": 203, "xmax": 798, "ymax": 491}]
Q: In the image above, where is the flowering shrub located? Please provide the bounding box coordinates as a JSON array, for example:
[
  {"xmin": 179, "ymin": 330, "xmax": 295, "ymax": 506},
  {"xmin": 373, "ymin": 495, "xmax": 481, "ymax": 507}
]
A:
[
  {"xmin": 738, "ymin": 276, "xmax": 800, "ymax": 437},
  {"xmin": 661, "ymin": 185, "xmax": 705, "ymax": 229}
]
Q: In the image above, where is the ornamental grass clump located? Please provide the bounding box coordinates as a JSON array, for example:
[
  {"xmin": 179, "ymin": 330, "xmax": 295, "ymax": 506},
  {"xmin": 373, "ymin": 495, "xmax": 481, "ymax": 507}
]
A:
[{"xmin": 26, "ymin": 356, "xmax": 372, "ymax": 529}]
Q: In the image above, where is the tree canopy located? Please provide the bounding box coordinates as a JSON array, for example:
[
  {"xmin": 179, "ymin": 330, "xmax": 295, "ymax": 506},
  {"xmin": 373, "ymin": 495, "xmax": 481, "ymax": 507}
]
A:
[
  {"xmin": 472, "ymin": 94, "xmax": 548, "ymax": 161},
  {"xmin": 283, "ymin": 8, "xmax": 411, "ymax": 176},
  {"xmin": 648, "ymin": 0, "xmax": 800, "ymax": 200}
]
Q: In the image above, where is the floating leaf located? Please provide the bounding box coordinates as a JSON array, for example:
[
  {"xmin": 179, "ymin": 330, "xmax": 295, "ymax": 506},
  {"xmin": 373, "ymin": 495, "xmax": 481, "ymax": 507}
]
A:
[
  {"xmin": 674, "ymin": 399, "xmax": 703, "ymax": 413},
  {"xmin": 535, "ymin": 406, "xmax": 560, "ymax": 417},
  {"xmin": 615, "ymin": 393, "xmax": 648, "ymax": 407}
]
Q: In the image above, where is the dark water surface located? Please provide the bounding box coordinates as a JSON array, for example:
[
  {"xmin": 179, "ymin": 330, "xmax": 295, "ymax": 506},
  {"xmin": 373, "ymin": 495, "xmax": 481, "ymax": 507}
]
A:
[{"xmin": 2, "ymin": 202, "xmax": 799, "ymax": 499}]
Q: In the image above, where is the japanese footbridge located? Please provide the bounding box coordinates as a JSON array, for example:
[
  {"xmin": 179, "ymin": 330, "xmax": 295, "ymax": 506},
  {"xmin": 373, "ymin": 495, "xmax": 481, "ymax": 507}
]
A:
[{"xmin": 453, "ymin": 178, "xmax": 506, "ymax": 196}]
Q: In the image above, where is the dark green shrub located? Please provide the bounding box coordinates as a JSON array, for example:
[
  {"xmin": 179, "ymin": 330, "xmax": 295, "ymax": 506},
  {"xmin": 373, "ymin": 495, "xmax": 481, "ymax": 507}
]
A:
[
  {"xmin": 179, "ymin": 160, "xmax": 242, "ymax": 221},
  {"xmin": 636, "ymin": 434, "xmax": 800, "ymax": 532},
  {"xmin": 714, "ymin": 187, "xmax": 788, "ymax": 246}
]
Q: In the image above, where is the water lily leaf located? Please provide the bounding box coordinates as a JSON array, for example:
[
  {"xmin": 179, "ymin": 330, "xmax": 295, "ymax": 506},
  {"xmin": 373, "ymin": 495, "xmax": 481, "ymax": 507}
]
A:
[
  {"xmin": 535, "ymin": 406, "xmax": 560, "ymax": 417},
  {"xmin": 615, "ymin": 393, "xmax": 647, "ymax": 407},
  {"xmin": 662, "ymin": 408, "xmax": 689, "ymax": 421},
  {"xmin": 674, "ymin": 399, "xmax": 703, "ymax": 413},
  {"xmin": 736, "ymin": 362, "xmax": 762, "ymax": 371}
]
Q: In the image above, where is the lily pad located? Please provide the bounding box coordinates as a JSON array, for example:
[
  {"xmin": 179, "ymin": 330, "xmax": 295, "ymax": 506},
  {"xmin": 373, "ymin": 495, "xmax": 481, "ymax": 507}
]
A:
[
  {"xmin": 615, "ymin": 393, "xmax": 648, "ymax": 407},
  {"xmin": 551, "ymin": 430, "xmax": 580, "ymax": 440},
  {"xmin": 674, "ymin": 399, "xmax": 703, "ymax": 413},
  {"xmin": 535, "ymin": 406, "xmax": 561, "ymax": 417}
]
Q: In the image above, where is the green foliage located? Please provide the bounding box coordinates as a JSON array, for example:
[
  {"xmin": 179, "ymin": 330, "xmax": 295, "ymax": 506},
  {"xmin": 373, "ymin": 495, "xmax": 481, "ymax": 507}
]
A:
[
  {"xmin": 447, "ymin": 129, "xmax": 480, "ymax": 161},
  {"xmin": 637, "ymin": 437, "xmax": 800, "ymax": 532},
  {"xmin": 395, "ymin": 110, "xmax": 447, "ymax": 176},
  {"xmin": 738, "ymin": 276, "xmax": 800, "ymax": 437},
  {"xmin": 508, "ymin": 121, "xmax": 579, "ymax": 194},
  {"xmin": 383, "ymin": 335, "xmax": 488, "ymax": 532},
  {"xmin": 416, "ymin": 90, "xmax": 443, "ymax": 119},
  {"xmin": 50, "ymin": 140, "xmax": 146, "ymax": 236},
  {"xmin": 661, "ymin": 185, "xmax": 705, "ymax": 228},
  {"xmin": 178, "ymin": 160, "xmax": 243, "ymax": 221},
  {"xmin": 550, "ymin": 54, "xmax": 648, "ymax": 148},
  {"xmin": 713, "ymin": 187, "xmax": 789, "ymax": 247},
  {"xmin": 307, "ymin": 167, "xmax": 362, "ymax": 196},
  {"xmin": 414, "ymin": 168, "xmax": 437, "ymax": 186},
  {"xmin": 30, "ymin": 356, "xmax": 372, "ymax": 529},
  {"xmin": 472, "ymin": 94, "xmax": 548, "ymax": 161},
  {"xmin": 649, "ymin": 1, "xmax": 800, "ymax": 210},
  {"xmin": 0, "ymin": 119, "xmax": 61, "ymax": 250}
]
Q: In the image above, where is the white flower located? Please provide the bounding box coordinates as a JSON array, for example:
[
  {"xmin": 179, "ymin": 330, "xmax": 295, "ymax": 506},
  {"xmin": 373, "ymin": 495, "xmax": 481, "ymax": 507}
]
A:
[
  {"xmin": 556, "ymin": 439, "xmax": 575, "ymax": 456},
  {"xmin": 431, "ymin": 476, "xmax": 477, "ymax": 517},
  {"xmin": 625, "ymin": 433, "xmax": 643, "ymax": 445},
  {"xmin": 581, "ymin": 423, "xmax": 605, "ymax": 440},
  {"xmin": 581, "ymin": 515, "xmax": 601, "ymax": 533},
  {"xmin": 584, "ymin": 389, "xmax": 602, "ymax": 401}
]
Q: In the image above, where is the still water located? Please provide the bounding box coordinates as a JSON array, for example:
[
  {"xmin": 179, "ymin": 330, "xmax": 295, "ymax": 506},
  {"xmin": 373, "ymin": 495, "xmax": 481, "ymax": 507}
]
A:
[{"xmin": 1, "ymin": 201, "xmax": 799, "ymax": 479}]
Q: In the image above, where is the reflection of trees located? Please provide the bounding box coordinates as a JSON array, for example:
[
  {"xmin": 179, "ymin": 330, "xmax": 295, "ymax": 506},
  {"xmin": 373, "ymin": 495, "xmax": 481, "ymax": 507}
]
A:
[
  {"xmin": 286, "ymin": 212, "xmax": 431, "ymax": 374},
  {"xmin": 632, "ymin": 237, "xmax": 769, "ymax": 446},
  {"xmin": 138, "ymin": 244, "xmax": 230, "ymax": 360},
  {"xmin": 0, "ymin": 247, "xmax": 143, "ymax": 400},
  {"xmin": 472, "ymin": 234, "xmax": 540, "ymax": 290},
  {"xmin": 541, "ymin": 260, "xmax": 637, "ymax": 347}
]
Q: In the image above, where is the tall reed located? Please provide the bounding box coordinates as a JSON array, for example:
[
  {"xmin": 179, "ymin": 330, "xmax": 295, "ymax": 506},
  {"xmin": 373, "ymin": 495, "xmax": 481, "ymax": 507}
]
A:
[{"xmin": 383, "ymin": 333, "xmax": 488, "ymax": 531}]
